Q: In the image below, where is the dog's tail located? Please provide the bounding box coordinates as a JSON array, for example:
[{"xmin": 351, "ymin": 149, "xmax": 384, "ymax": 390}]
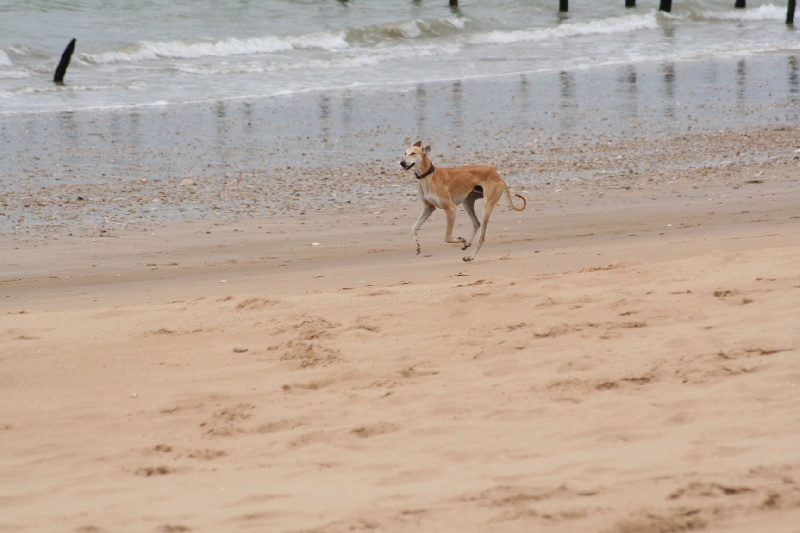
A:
[{"xmin": 504, "ymin": 184, "xmax": 527, "ymax": 212}]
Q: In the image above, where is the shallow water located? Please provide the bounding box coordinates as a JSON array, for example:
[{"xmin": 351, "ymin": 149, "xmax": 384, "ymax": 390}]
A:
[{"xmin": 2, "ymin": 54, "xmax": 798, "ymax": 187}]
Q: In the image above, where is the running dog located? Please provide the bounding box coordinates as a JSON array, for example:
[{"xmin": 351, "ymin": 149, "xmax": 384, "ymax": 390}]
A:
[{"xmin": 400, "ymin": 141, "xmax": 527, "ymax": 262}]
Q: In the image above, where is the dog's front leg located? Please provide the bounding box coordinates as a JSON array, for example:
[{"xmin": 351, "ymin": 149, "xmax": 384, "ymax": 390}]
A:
[
  {"xmin": 442, "ymin": 203, "xmax": 466, "ymax": 248},
  {"xmin": 412, "ymin": 203, "xmax": 435, "ymax": 254}
]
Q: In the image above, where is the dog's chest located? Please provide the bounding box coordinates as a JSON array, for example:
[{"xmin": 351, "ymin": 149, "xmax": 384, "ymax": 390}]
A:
[
  {"xmin": 417, "ymin": 180, "xmax": 470, "ymax": 208},
  {"xmin": 417, "ymin": 181, "xmax": 444, "ymax": 209}
]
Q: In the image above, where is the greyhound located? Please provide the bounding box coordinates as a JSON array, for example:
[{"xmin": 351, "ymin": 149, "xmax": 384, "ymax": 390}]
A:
[{"xmin": 400, "ymin": 141, "xmax": 527, "ymax": 262}]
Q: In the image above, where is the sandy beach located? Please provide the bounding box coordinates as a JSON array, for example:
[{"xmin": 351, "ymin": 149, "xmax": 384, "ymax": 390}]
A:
[
  {"xmin": 3, "ymin": 151, "xmax": 800, "ymax": 532},
  {"xmin": 3, "ymin": 61, "xmax": 800, "ymax": 531}
]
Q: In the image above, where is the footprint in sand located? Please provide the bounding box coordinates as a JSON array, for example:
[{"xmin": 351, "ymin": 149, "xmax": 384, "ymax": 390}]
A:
[
  {"xmin": 256, "ymin": 419, "xmax": 304, "ymax": 434},
  {"xmin": 610, "ymin": 509, "xmax": 708, "ymax": 533},
  {"xmin": 142, "ymin": 444, "xmax": 173, "ymax": 455},
  {"xmin": 455, "ymin": 484, "xmax": 601, "ymax": 523},
  {"xmin": 133, "ymin": 465, "xmax": 174, "ymax": 477},
  {"xmin": 200, "ymin": 403, "xmax": 255, "ymax": 437},
  {"xmin": 186, "ymin": 449, "xmax": 227, "ymax": 461},
  {"xmin": 158, "ymin": 524, "xmax": 191, "ymax": 532},
  {"xmin": 234, "ymin": 297, "xmax": 283, "ymax": 310},
  {"xmin": 349, "ymin": 422, "xmax": 400, "ymax": 439}
]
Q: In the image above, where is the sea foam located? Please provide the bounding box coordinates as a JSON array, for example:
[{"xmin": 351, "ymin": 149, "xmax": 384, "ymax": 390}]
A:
[
  {"xmin": 84, "ymin": 31, "xmax": 350, "ymax": 64},
  {"xmin": 467, "ymin": 13, "xmax": 660, "ymax": 46}
]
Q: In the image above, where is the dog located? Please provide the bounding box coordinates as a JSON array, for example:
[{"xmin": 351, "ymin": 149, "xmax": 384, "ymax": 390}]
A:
[{"xmin": 400, "ymin": 141, "xmax": 527, "ymax": 262}]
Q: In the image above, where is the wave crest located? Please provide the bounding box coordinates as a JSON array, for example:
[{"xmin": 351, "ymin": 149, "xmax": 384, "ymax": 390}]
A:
[
  {"xmin": 84, "ymin": 31, "xmax": 349, "ymax": 64},
  {"xmin": 468, "ymin": 13, "xmax": 659, "ymax": 46},
  {"xmin": 695, "ymin": 4, "xmax": 786, "ymax": 22}
]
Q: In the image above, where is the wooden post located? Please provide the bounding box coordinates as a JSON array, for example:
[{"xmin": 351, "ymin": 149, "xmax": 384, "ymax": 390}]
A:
[
  {"xmin": 559, "ymin": 0, "xmax": 568, "ymax": 12},
  {"xmin": 788, "ymin": 0, "xmax": 796, "ymax": 24},
  {"xmin": 735, "ymin": 0, "xmax": 745, "ymax": 7},
  {"xmin": 53, "ymin": 38, "xmax": 76, "ymax": 83},
  {"xmin": 626, "ymin": 0, "xmax": 636, "ymax": 7},
  {"xmin": 659, "ymin": 0, "xmax": 672, "ymax": 12},
  {"xmin": 450, "ymin": 0, "xmax": 458, "ymax": 6}
]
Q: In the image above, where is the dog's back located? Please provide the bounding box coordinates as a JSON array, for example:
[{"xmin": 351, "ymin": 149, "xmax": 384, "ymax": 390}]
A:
[{"xmin": 433, "ymin": 165, "xmax": 501, "ymax": 195}]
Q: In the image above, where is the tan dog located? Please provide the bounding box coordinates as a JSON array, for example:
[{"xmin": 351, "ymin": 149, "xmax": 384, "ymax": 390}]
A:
[{"xmin": 400, "ymin": 141, "xmax": 527, "ymax": 262}]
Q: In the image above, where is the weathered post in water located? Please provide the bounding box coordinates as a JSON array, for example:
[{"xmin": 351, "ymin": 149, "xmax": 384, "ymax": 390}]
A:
[
  {"xmin": 626, "ymin": 0, "xmax": 636, "ymax": 7},
  {"xmin": 788, "ymin": 0, "xmax": 796, "ymax": 24},
  {"xmin": 735, "ymin": 0, "xmax": 746, "ymax": 8},
  {"xmin": 53, "ymin": 38, "xmax": 76, "ymax": 83},
  {"xmin": 559, "ymin": 0, "xmax": 568, "ymax": 12},
  {"xmin": 449, "ymin": 0, "xmax": 458, "ymax": 6},
  {"xmin": 659, "ymin": 0, "xmax": 672, "ymax": 12}
]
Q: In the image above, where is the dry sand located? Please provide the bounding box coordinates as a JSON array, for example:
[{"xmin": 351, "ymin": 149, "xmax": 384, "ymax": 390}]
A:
[{"xmin": 2, "ymin": 123, "xmax": 800, "ymax": 532}]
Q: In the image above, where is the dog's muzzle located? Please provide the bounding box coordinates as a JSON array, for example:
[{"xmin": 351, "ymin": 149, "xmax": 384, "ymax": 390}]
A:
[{"xmin": 400, "ymin": 160, "xmax": 415, "ymax": 171}]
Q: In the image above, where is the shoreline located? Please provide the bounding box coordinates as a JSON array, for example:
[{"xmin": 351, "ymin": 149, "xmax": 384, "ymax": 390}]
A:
[{"xmin": 2, "ymin": 52, "xmax": 800, "ymax": 239}]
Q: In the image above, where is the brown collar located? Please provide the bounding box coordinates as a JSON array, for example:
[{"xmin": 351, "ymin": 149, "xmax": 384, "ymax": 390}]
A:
[{"xmin": 415, "ymin": 164, "xmax": 435, "ymax": 180}]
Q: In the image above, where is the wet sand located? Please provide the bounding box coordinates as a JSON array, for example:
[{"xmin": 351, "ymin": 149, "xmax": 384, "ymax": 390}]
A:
[{"xmin": 2, "ymin": 56, "xmax": 800, "ymax": 532}]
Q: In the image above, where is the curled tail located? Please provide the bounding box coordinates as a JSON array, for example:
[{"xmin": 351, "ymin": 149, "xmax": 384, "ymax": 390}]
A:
[{"xmin": 504, "ymin": 183, "xmax": 527, "ymax": 212}]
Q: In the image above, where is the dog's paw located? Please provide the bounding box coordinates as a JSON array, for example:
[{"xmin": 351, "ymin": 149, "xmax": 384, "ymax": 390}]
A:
[
  {"xmin": 461, "ymin": 243, "xmax": 471, "ymax": 251},
  {"xmin": 462, "ymin": 256, "xmax": 473, "ymax": 263}
]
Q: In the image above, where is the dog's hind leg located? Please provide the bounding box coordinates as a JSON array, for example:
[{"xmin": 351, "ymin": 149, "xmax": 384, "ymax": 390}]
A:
[
  {"xmin": 462, "ymin": 191, "xmax": 482, "ymax": 250},
  {"xmin": 412, "ymin": 202, "xmax": 435, "ymax": 254},
  {"xmin": 463, "ymin": 186, "xmax": 501, "ymax": 262}
]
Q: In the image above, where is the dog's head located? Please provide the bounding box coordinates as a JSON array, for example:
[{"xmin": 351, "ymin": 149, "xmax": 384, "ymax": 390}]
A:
[{"xmin": 400, "ymin": 141, "xmax": 431, "ymax": 172}]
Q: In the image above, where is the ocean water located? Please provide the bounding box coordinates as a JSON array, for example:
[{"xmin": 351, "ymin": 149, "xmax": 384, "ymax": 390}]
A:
[{"xmin": 1, "ymin": 0, "xmax": 798, "ymax": 115}]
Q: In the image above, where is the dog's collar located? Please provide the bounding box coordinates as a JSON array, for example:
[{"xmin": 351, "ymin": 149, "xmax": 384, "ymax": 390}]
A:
[{"xmin": 415, "ymin": 164, "xmax": 435, "ymax": 180}]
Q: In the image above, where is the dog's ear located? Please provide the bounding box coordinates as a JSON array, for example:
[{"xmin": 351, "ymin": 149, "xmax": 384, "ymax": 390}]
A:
[
  {"xmin": 413, "ymin": 141, "xmax": 422, "ymax": 148},
  {"xmin": 423, "ymin": 144, "xmax": 431, "ymax": 154}
]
